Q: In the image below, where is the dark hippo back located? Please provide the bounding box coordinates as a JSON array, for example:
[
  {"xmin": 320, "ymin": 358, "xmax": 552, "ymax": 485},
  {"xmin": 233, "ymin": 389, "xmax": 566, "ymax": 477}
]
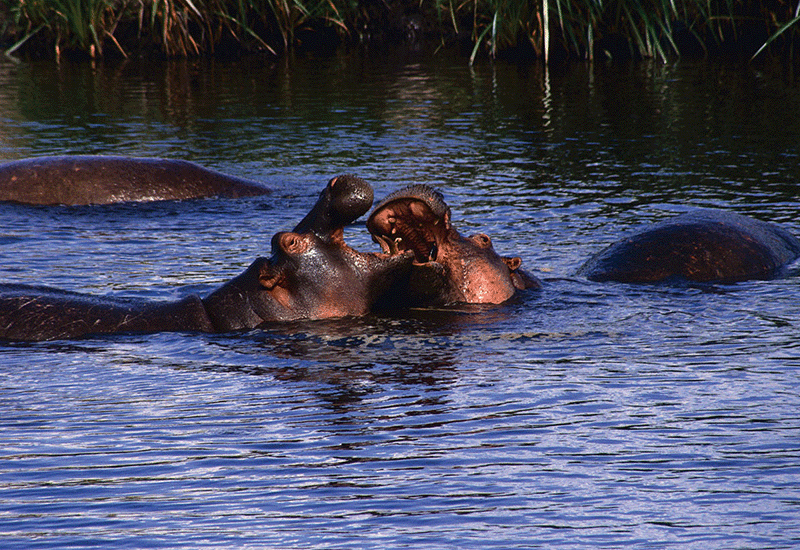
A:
[
  {"xmin": 0, "ymin": 156, "xmax": 270, "ymax": 205},
  {"xmin": 0, "ymin": 284, "xmax": 214, "ymax": 341},
  {"xmin": 578, "ymin": 209, "xmax": 800, "ymax": 283}
]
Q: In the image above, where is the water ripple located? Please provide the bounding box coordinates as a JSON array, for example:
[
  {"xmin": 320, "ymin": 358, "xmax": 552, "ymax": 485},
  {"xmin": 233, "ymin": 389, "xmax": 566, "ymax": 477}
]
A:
[{"xmin": 1, "ymin": 55, "xmax": 800, "ymax": 549}]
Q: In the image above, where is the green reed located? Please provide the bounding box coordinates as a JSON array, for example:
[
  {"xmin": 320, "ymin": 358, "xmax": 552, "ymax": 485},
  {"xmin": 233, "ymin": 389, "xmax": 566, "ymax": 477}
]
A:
[
  {"xmin": 4, "ymin": 0, "xmax": 122, "ymax": 56},
  {"xmin": 3, "ymin": 0, "xmax": 799, "ymax": 60},
  {"xmin": 3, "ymin": 0, "xmax": 351, "ymax": 57},
  {"xmin": 458, "ymin": 0, "xmax": 800, "ymax": 61}
]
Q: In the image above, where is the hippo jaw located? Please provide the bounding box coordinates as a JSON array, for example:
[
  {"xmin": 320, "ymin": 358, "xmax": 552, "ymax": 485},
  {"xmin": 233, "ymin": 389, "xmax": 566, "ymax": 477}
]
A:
[
  {"xmin": 366, "ymin": 190, "xmax": 449, "ymax": 265},
  {"xmin": 257, "ymin": 231, "xmax": 415, "ymax": 320},
  {"xmin": 293, "ymin": 174, "xmax": 374, "ymax": 243},
  {"xmin": 367, "ymin": 185, "xmax": 525, "ymax": 305}
]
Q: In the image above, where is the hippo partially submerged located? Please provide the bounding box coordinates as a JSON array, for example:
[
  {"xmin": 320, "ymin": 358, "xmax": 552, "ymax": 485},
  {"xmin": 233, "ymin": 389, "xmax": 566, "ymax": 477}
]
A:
[
  {"xmin": 0, "ymin": 175, "xmax": 413, "ymax": 341},
  {"xmin": 578, "ymin": 209, "xmax": 800, "ymax": 283},
  {"xmin": 366, "ymin": 184, "xmax": 541, "ymax": 308},
  {"xmin": 4, "ymin": 171, "xmax": 797, "ymax": 342},
  {"xmin": 0, "ymin": 156, "xmax": 271, "ymax": 205},
  {"xmin": 366, "ymin": 189, "xmax": 800, "ymax": 292}
]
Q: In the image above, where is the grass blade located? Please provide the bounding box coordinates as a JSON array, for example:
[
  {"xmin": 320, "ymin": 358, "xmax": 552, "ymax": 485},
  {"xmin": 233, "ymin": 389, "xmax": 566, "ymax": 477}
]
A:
[{"xmin": 751, "ymin": 14, "xmax": 800, "ymax": 60}]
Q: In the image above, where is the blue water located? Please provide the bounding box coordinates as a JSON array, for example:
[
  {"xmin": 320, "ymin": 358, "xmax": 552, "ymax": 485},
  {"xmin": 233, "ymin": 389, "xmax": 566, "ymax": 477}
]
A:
[{"xmin": 0, "ymin": 54, "xmax": 799, "ymax": 548}]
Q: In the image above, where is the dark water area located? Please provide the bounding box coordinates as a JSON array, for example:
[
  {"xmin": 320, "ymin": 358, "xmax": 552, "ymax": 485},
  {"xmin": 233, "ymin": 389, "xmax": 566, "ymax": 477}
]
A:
[{"xmin": 1, "ymin": 53, "xmax": 799, "ymax": 548}]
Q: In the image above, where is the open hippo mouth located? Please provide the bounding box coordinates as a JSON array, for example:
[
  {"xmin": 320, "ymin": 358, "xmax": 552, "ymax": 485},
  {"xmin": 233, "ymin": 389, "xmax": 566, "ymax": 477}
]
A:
[
  {"xmin": 366, "ymin": 184, "xmax": 450, "ymax": 264},
  {"xmin": 367, "ymin": 183, "xmax": 541, "ymax": 305}
]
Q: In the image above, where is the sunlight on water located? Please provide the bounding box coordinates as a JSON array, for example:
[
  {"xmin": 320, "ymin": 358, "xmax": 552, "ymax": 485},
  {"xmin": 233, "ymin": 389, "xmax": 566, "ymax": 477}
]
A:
[{"xmin": 0, "ymin": 54, "xmax": 799, "ymax": 548}]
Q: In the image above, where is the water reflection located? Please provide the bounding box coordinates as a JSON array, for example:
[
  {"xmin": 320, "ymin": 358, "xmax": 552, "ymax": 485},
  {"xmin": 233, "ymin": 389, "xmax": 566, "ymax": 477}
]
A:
[
  {"xmin": 205, "ymin": 304, "xmax": 529, "ymax": 385},
  {"xmin": 1, "ymin": 53, "xmax": 800, "ymax": 549},
  {"xmin": 3, "ymin": 55, "xmax": 799, "ymax": 214}
]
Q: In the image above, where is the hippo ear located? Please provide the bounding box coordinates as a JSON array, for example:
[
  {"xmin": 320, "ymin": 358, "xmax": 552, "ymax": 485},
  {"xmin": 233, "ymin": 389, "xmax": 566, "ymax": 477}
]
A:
[
  {"xmin": 506, "ymin": 258, "xmax": 542, "ymax": 290},
  {"xmin": 503, "ymin": 256, "xmax": 522, "ymax": 271},
  {"xmin": 258, "ymin": 263, "xmax": 282, "ymax": 290}
]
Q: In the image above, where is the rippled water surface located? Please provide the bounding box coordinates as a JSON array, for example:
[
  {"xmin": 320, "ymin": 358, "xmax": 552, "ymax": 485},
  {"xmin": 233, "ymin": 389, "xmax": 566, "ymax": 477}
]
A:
[{"xmin": 1, "ymin": 53, "xmax": 799, "ymax": 548}]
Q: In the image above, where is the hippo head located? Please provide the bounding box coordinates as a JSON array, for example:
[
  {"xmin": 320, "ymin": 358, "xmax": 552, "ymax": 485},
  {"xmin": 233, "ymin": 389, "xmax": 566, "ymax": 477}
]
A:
[
  {"xmin": 366, "ymin": 184, "xmax": 539, "ymax": 307},
  {"xmin": 203, "ymin": 175, "xmax": 414, "ymax": 330},
  {"xmin": 255, "ymin": 226, "xmax": 412, "ymax": 320}
]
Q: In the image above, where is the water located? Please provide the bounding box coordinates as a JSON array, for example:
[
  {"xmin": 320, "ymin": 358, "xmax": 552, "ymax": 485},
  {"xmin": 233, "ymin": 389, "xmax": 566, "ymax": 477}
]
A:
[{"xmin": 0, "ymin": 53, "xmax": 799, "ymax": 548}]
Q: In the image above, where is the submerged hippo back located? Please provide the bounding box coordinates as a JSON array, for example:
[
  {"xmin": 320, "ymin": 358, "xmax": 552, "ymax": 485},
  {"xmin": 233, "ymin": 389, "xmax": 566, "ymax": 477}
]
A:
[
  {"xmin": 578, "ymin": 209, "xmax": 800, "ymax": 283},
  {"xmin": 0, "ymin": 284, "xmax": 214, "ymax": 341},
  {"xmin": 0, "ymin": 156, "xmax": 270, "ymax": 205}
]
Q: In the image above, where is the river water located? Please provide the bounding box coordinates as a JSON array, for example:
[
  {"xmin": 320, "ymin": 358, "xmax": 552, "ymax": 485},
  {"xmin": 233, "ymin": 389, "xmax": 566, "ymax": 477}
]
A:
[{"xmin": 0, "ymin": 52, "xmax": 799, "ymax": 548}]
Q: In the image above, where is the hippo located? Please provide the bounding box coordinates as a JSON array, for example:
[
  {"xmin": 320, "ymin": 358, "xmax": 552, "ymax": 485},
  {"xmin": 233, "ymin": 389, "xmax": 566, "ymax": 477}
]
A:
[
  {"xmin": 0, "ymin": 175, "xmax": 414, "ymax": 341},
  {"xmin": 366, "ymin": 184, "xmax": 541, "ymax": 308},
  {"xmin": 577, "ymin": 209, "xmax": 800, "ymax": 283},
  {"xmin": 0, "ymin": 155, "xmax": 271, "ymax": 205}
]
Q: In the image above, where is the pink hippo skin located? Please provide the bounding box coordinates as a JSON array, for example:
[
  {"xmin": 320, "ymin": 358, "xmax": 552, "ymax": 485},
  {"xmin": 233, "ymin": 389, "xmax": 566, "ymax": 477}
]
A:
[{"xmin": 367, "ymin": 184, "xmax": 541, "ymax": 309}]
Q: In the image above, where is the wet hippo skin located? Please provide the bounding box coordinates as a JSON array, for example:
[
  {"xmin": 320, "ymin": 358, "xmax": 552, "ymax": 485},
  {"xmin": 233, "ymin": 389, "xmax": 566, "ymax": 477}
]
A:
[
  {"xmin": 366, "ymin": 184, "xmax": 541, "ymax": 308},
  {"xmin": 0, "ymin": 175, "xmax": 413, "ymax": 341},
  {"xmin": 578, "ymin": 209, "xmax": 800, "ymax": 283},
  {"xmin": 0, "ymin": 155, "xmax": 271, "ymax": 205}
]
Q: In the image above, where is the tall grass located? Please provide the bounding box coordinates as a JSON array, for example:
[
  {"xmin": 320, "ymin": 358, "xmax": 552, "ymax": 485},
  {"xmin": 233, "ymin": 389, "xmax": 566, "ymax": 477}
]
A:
[
  {"xmin": 3, "ymin": 0, "xmax": 351, "ymax": 57},
  {"xmin": 456, "ymin": 0, "xmax": 800, "ymax": 61},
  {"xmin": 4, "ymin": 0, "xmax": 124, "ymax": 56},
  {"xmin": 3, "ymin": 0, "xmax": 799, "ymax": 60}
]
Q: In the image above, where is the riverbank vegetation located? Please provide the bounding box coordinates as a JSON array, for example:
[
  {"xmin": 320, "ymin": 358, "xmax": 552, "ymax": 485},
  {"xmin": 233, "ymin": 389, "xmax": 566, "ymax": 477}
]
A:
[{"xmin": 1, "ymin": 0, "xmax": 799, "ymax": 62}]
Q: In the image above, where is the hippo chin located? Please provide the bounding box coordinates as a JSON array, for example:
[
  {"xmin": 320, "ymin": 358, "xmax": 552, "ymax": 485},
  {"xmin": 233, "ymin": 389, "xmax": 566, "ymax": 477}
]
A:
[
  {"xmin": 0, "ymin": 155, "xmax": 271, "ymax": 205},
  {"xmin": 366, "ymin": 184, "xmax": 541, "ymax": 308},
  {"xmin": 578, "ymin": 209, "xmax": 800, "ymax": 283},
  {"xmin": 0, "ymin": 175, "xmax": 413, "ymax": 341}
]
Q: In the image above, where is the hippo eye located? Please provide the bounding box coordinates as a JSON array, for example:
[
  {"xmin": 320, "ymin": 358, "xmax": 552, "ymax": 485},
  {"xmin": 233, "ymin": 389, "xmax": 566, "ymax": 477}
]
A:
[
  {"xmin": 280, "ymin": 232, "xmax": 310, "ymax": 254},
  {"xmin": 472, "ymin": 233, "xmax": 492, "ymax": 248}
]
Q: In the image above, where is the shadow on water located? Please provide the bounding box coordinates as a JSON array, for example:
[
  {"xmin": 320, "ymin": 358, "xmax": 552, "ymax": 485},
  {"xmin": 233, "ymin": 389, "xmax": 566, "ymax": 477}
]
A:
[{"xmin": 196, "ymin": 299, "xmax": 543, "ymax": 401}]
